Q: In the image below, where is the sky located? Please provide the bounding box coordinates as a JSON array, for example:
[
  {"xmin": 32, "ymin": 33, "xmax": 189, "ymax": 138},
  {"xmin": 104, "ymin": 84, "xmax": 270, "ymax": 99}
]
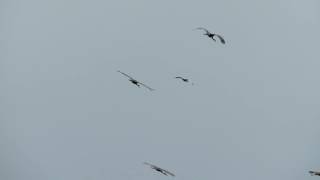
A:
[{"xmin": 1, "ymin": 0, "xmax": 320, "ymax": 180}]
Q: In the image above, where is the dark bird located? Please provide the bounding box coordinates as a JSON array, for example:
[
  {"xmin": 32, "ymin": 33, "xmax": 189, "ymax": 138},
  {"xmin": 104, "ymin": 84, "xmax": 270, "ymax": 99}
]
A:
[
  {"xmin": 309, "ymin": 171, "xmax": 320, "ymax": 176},
  {"xmin": 143, "ymin": 162, "xmax": 175, "ymax": 177},
  {"xmin": 175, "ymin": 76, "xmax": 189, "ymax": 82},
  {"xmin": 195, "ymin": 27, "xmax": 225, "ymax": 44},
  {"xmin": 117, "ymin": 70, "xmax": 155, "ymax": 91},
  {"xmin": 175, "ymin": 76, "xmax": 194, "ymax": 85}
]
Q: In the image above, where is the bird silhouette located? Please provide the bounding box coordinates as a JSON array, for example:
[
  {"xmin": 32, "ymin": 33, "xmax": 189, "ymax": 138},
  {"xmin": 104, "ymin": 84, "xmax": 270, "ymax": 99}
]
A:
[
  {"xmin": 195, "ymin": 27, "xmax": 225, "ymax": 44},
  {"xmin": 143, "ymin": 162, "xmax": 175, "ymax": 177},
  {"xmin": 117, "ymin": 70, "xmax": 155, "ymax": 91},
  {"xmin": 175, "ymin": 76, "xmax": 189, "ymax": 82},
  {"xmin": 175, "ymin": 76, "xmax": 194, "ymax": 85}
]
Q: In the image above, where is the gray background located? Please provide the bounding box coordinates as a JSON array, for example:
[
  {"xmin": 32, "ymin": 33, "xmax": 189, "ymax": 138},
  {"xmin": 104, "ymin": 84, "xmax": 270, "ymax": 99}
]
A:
[{"xmin": 1, "ymin": 0, "xmax": 320, "ymax": 180}]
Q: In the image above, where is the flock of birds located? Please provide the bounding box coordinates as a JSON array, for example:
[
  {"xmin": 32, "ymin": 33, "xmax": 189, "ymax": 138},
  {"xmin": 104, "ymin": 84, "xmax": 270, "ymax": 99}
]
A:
[
  {"xmin": 118, "ymin": 69, "xmax": 194, "ymax": 89},
  {"xmin": 142, "ymin": 163, "xmax": 320, "ymax": 178},
  {"xmin": 142, "ymin": 164, "xmax": 320, "ymax": 178},
  {"xmin": 116, "ymin": 27, "xmax": 223, "ymax": 178},
  {"xmin": 118, "ymin": 27, "xmax": 221, "ymax": 90},
  {"xmin": 117, "ymin": 27, "xmax": 320, "ymax": 178}
]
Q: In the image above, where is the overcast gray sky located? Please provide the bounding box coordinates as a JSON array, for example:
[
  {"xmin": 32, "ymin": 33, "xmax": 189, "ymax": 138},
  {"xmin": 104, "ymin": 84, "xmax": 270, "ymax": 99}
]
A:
[{"xmin": 1, "ymin": 0, "xmax": 320, "ymax": 180}]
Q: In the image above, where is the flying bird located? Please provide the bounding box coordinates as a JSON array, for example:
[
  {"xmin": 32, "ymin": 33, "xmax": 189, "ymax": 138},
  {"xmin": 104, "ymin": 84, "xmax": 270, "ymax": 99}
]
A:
[
  {"xmin": 175, "ymin": 76, "xmax": 189, "ymax": 82},
  {"xmin": 117, "ymin": 70, "xmax": 155, "ymax": 91},
  {"xmin": 309, "ymin": 171, "xmax": 320, "ymax": 176},
  {"xmin": 143, "ymin": 162, "xmax": 175, "ymax": 177},
  {"xmin": 195, "ymin": 27, "xmax": 225, "ymax": 44}
]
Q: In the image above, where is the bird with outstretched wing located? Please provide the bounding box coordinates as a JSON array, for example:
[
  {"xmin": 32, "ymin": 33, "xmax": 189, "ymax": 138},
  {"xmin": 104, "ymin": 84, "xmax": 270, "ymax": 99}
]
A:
[
  {"xmin": 175, "ymin": 76, "xmax": 189, "ymax": 82},
  {"xmin": 175, "ymin": 76, "xmax": 194, "ymax": 85},
  {"xmin": 143, "ymin": 162, "xmax": 175, "ymax": 177},
  {"xmin": 195, "ymin": 27, "xmax": 226, "ymax": 44},
  {"xmin": 117, "ymin": 70, "xmax": 155, "ymax": 91}
]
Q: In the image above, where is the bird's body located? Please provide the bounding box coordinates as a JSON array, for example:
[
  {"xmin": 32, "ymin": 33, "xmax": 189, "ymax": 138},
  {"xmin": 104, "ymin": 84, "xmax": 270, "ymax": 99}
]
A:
[
  {"xmin": 310, "ymin": 171, "xmax": 320, "ymax": 176},
  {"xmin": 129, "ymin": 79, "xmax": 140, "ymax": 87},
  {"xmin": 143, "ymin": 162, "xmax": 175, "ymax": 177},
  {"xmin": 195, "ymin": 27, "xmax": 226, "ymax": 44},
  {"xmin": 118, "ymin": 70, "xmax": 154, "ymax": 91}
]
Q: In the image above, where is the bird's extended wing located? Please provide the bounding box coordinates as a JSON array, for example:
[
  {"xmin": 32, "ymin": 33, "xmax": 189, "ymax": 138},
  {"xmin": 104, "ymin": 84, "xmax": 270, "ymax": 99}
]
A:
[
  {"xmin": 138, "ymin": 82, "xmax": 155, "ymax": 91},
  {"xmin": 117, "ymin": 70, "xmax": 134, "ymax": 80},
  {"xmin": 195, "ymin": 27, "xmax": 210, "ymax": 34},
  {"xmin": 143, "ymin": 162, "xmax": 175, "ymax": 177},
  {"xmin": 143, "ymin": 162, "xmax": 153, "ymax": 166},
  {"xmin": 143, "ymin": 162, "xmax": 158, "ymax": 170},
  {"xmin": 175, "ymin": 77, "xmax": 183, "ymax": 79},
  {"xmin": 161, "ymin": 169, "xmax": 175, "ymax": 177},
  {"xmin": 215, "ymin": 34, "xmax": 226, "ymax": 44}
]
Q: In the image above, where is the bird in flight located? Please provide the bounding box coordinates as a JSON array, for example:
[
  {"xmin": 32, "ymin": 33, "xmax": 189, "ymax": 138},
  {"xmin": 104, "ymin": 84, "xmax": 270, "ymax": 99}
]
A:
[
  {"xmin": 143, "ymin": 162, "xmax": 175, "ymax": 177},
  {"xmin": 175, "ymin": 76, "xmax": 189, "ymax": 82},
  {"xmin": 175, "ymin": 76, "xmax": 194, "ymax": 85},
  {"xmin": 195, "ymin": 27, "xmax": 225, "ymax": 44},
  {"xmin": 117, "ymin": 70, "xmax": 155, "ymax": 91},
  {"xmin": 309, "ymin": 171, "xmax": 320, "ymax": 176}
]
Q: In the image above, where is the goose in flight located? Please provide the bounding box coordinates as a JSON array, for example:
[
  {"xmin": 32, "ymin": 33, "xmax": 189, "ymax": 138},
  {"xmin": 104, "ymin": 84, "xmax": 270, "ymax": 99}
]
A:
[
  {"xmin": 143, "ymin": 162, "xmax": 175, "ymax": 177},
  {"xmin": 117, "ymin": 70, "xmax": 155, "ymax": 91},
  {"xmin": 195, "ymin": 27, "xmax": 225, "ymax": 44},
  {"xmin": 309, "ymin": 171, "xmax": 320, "ymax": 176}
]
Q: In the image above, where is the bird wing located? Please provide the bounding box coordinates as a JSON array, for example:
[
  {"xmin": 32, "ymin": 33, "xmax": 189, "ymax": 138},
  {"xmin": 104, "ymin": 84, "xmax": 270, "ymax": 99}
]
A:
[
  {"xmin": 215, "ymin": 34, "xmax": 226, "ymax": 44},
  {"xmin": 117, "ymin": 70, "xmax": 134, "ymax": 80},
  {"xmin": 143, "ymin": 162, "xmax": 153, "ymax": 166},
  {"xmin": 144, "ymin": 162, "xmax": 159, "ymax": 170},
  {"xmin": 175, "ymin": 77, "xmax": 183, "ymax": 79},
  {"xmin": 138, "ymin": 82, "xmax": 155, "ymax": 91},
  {"xmin": 195, "ymin": 27, "xmax": 210, "ymax": 34},
  {"xmin": 143, "ymin": 162, "xmax": 175, "ymax": 177},
  {"xmin": 161, "ymin": 169, "xmax": 175, "ymax": 177}
]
